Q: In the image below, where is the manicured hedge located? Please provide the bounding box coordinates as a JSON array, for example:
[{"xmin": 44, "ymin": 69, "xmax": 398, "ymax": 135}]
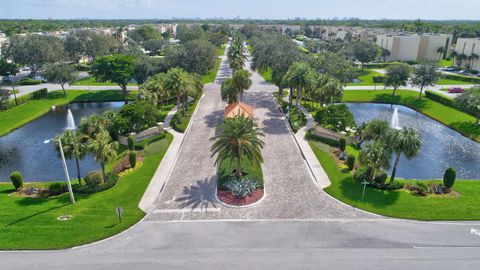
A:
[
  {"xmin": 440, "ymin": 73, "xmax": 480, "ymax": 84},
  {"xmin": 5, "ymin": 88, "xmax": 48, "ymax": 110},
  {"xmin": 425, "ymin": 90, "xmax": 454, "ymax": 107},
  {"xmin": 18, "ymin": 79, "xmax": 43, "ymax": 85}
]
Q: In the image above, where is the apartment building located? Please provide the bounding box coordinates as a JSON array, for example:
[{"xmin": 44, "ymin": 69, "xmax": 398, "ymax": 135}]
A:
[
  {"xmin": 376, "ymin": 34, "xmax": 452, "ymax": 62},
  {"xmin": 454, "ymin": 38, "xmax": 480, "ymax": 70}
]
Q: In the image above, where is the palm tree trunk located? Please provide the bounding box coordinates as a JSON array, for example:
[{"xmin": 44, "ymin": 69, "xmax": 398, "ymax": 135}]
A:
[
  {"xmin": 75, "ymin": 158, "xmax": 82, "ymax": 186},
  {"xmin": 236, "ymin": 157, "xmax": 242, "ymax": 178},
  {"xmin": 369, "ymin": 167, "xmax": 376, "ymax": 181},
  {"xmin": 278, "ymin": 88, "xmax": 283, "ymax": 103},
  {"xmin": 390, "ymin": 153, "xmax": 401, "ymax": 183},
  {"xmin": 101, "ymin": 162, "xmax": 106, "ymax": 184},
  {"xmin": 177, "ymin": 95, "xmax": 182, "ymax": 115}
]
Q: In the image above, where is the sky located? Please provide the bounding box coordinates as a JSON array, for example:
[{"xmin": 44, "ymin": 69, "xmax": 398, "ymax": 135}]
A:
[{"xmin": 0, "ymin": 0, "xmax": 479, "ymax": 20}]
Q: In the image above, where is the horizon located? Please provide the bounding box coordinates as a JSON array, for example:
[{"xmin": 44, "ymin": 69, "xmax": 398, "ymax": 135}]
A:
[{"xmin": 1, "ymin": 0, "xmax": 479, "ymax": 21}]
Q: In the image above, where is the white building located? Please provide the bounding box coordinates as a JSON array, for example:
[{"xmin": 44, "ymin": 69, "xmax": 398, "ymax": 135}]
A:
[
  {"xmin": 454, "ymin": 38, "xmax": 480, "ymax": 70},
  {"xmin": 376, "ymin": 33, "xmax": 452, "ymax": 62}
]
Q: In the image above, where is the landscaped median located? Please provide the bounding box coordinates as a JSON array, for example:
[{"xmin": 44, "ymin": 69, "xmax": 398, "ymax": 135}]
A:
[
  {"xmin": 0, "ymin": 133, "xmax": 172, "ymax": 249},
  {"xmin": 307, "ymin": 134, "xmax": 480, "ymax": 220},
  {"xmin": 342, "ymin": 90, "xmax": 480, "ymax": 142},
  {"xmin": 0, "ymin": 90, "xmax": 137, "ymax": 137}
]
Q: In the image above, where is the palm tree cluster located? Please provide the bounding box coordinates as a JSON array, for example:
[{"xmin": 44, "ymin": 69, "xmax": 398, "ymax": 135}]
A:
[
  {"xmin": 227, "ymin": 32, "xmax": 247, "ymax": 72},
  {"xmin": 358, "ymin": 119, "xmax": 421, "ymax": 183},
  {"xmin": 139, "ymin": 68, "xmax": 203, "ymax": 115},
  {"xmin": 210, "ymin": 116, "xmax": 265, "ymax": 178},
  {"xmin": 54, "ymin": 115, "xmax": 119, "ymax": 185},
  {"xmin": 221, "ymin": 69, "xmax": 252, "ymax": 104}
]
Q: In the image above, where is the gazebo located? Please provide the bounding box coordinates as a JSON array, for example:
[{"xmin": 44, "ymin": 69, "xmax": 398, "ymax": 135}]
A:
[{"xmin": 224, "ymin": 102, "xmax": 254, "ymax": 119}]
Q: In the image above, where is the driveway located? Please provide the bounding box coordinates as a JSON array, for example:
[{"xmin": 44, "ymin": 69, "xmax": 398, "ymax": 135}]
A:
[{"xmin": 149, "ymin": 55, "xmax": 372, "ymax": 221}]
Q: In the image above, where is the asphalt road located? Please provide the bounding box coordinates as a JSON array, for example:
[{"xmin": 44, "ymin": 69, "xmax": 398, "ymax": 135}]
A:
[{"xmin": 1, "ymin": 220, "xmax": 480, "ymax": 270}]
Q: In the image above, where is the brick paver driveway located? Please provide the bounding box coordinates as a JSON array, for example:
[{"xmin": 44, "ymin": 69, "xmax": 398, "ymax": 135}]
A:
[{"xmin": 148, "ymin": 55, "xmax": 375, "ymax": 221}]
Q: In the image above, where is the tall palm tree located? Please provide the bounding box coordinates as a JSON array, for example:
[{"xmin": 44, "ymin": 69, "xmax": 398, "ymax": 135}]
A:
[
  {"xmin": 231, "ymin": 69, "xmax": 252, "ymax": 101},
  {"xmin": 228, "ymin": 32, "xmax": 247, "ymax": 72},
  {"xmin": 386, "ymin": 128, "xmax": 421, "ymax": 183},
  {"xmin": 164, "ymin": 68, "xmax": 194, "ymax": 115},
  {"xmin": 210, "ymin": 116, "xmax": 264, "ymax": 178},
  {"xmin": 358, "ymin": 142, "xmax": 392, "ymax": 181},
  {"xmin": 89, "ymin": 129, "xmax": 119, "ymax": 182},
  {"xmin": 284, "ymin": 62, "xmax": 313, "ymax": 107},
  {"xmin": 55, "ymin": 130, "xmax": 88, "ymax": 185}
]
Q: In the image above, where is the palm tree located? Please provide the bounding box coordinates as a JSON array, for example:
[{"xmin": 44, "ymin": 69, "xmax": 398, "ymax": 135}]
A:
[
  {"xmin": 360, "ymin": 120, "xmax": 389, "ymax": 145},
  {"xmin": 140, "ymin": 73, "xmax": 170, "ymax": 107},
  {"xmin": 221, "ymin": 78, "xmax": 238, "ymax": 104},
  {"xmin": 457, "ymin": 53, "xmax": 468, "ymax": 68},
  {"xmin": 79, "ymin": 114, "xmax": 109, "ymax": 139},
  {"xmin": 450, "ymin": 51, "xmax": 458, "ymax": 67},
  {"xmin": 228, "ymin": 32, "xmax": 247, "ymax": 72},
  {"xmin": 164, "ymin": 68, "xmax": 194, "ymax": 115},
  {"xmin": 358, "ymin": 142, "xmax": 392, "ymax": 181},
  {"xmin": 210, "ymin": 116, "xmax": 264, "ymax": 178},
  {"xmin": 437, "ymin": 47, "xmax": 445, "ymax": 61},
  {"xmin": 55, "ymin": 130, "xmax": 88, "ymax": 185},
  {"xmin": 386, "ymin": 128, "xmax": 421, "ymax": 183},
  {"xmin": 468, "ymin": 53, "xmax": 479, "ymax": 69},
  {"xmin": 284, "ymin": 62, "xmax": 313, "ymax": 107},
  {"xmin": 89, "ymin": 129, "xmax": 119, "ymax": 182},
  {"xmin": 231, "ymin": 69, "xmax": 252, "ymax": 101},
  {"xmin": 381, "ymin": 48, "xmax": 391, "ymax": 62}
]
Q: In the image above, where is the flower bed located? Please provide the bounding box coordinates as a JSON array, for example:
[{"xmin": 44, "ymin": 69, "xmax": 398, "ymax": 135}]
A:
[{"xmin": 217, "ymin": 189, "xmax": 264, "ymax": 206}]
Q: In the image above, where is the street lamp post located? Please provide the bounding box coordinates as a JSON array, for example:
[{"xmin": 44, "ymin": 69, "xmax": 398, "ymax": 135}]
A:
[{"xmin": 44, "ymin": 138, "xmax": 76, "ymax": 204}]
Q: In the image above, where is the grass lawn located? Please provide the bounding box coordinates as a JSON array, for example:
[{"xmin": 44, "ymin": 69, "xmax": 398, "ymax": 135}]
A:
[
  {"xmin": 259, "ymin": 68, "xmax": 273, "ymax": 83},
  {"xmin": 347, "ymin": 69, "xmax": 385, "ymax": 86},
  {"xmin": 217, "ymin": 157, "xmax": 264, "ymax": 189},
  {"xmin": 435, "ymin": 78, "xmax": 475, "ymax": 85},
  {"xmin": 0, "ymin": 133, "xmax": 172, "ymax": 249},
  {"xmin": 0, "ymin": 90, "xmax": 137, "ymax": 137},
  {"xmin": 202, "ymin": 57, "xmax": 222, "ymax": 84},
  {"xmin": 438, "ymin": 59, "xmax": 453, "ymax": 67},
  {"xmin": 217, "ymin": 44, "xmax": 226, "ymax": 56},
  {"xmin": 308, "ymin": 136, "xmax": 480, "ymax": 220},
  {"xmin": 171, "ymin": 99, "xmax": 199, "ymax": 133},
  {"xmin": 343, "ymin": 90, "xmax": 480, "ymax": 142},
  {"xmin": 73, "ymin": 77, "xmax": 137, "ymax": 86}
]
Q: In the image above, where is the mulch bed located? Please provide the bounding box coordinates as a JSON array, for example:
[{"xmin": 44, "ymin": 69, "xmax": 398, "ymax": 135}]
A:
[
  {"xmin": 217, "ymin": 189, "xmax": 264, "ymax": 207},
  {"xmin": 112, "ymin": 154, "xmax": 144, "ymax": 174}
]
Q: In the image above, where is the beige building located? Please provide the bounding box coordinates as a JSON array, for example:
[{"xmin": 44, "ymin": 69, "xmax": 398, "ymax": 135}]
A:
[
  {"xmin": 454, "ymin": 38, "xmax": 480, "ymax": 70},
  {"xmin": 376, "ymin": 34, "xmax": 452, "ymax": 62}
]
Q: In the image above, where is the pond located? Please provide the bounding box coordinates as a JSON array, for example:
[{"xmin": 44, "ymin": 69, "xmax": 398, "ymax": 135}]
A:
[
  {"xmin": 0, "ymin": 102, "xmax": 123, "ymax": 182},
  {"xmin": 347, "ymin": 103, "xmax": 480, "ymax": 180}
]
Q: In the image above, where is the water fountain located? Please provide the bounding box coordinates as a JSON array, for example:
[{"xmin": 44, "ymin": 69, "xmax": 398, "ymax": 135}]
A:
[
  {"xmin": 391, "ymin": 107, "xmax": 401, "ymax": 130},
  {"xmin": 66, "ymin": 109, "xmax": 76, "ymax": 130}
]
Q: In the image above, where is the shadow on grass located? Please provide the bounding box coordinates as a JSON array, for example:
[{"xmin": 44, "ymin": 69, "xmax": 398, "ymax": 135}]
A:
[
  {"xmin": 338, "ymin": 176, "xmax": 400, "ymax": 208},
  {"xmin": 5, "ymin": 204, "xmax": 68, "ymax": 227}
]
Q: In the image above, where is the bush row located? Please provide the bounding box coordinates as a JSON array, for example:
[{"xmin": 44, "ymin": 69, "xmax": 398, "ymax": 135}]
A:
[
  {"xmin": 440, "ymin": 73, "xmax": 480, "ymax": 84},
  {"xmin": 425, "ymin": 90, "xmax": 455, "ymax": 107},
  {"xmin": 4, "ymin": 88, "xmax": 48, "ymax": 110}
]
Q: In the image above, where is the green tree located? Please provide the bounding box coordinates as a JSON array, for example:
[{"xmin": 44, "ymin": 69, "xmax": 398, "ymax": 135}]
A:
[
  {"xmin": 284, "ymin": 62, "xmax": 314, "ymax": 107},
  {"xmin": 129, "ymin": 25, "xmax": 162, "ymax": 44},
  {"xmin": 231, "ymin": 69, "xmax": 252, "ymax": 101},
  {"xmin": 385, "ymin": 128, "xmax": 421, "ymax": 183},
  {"xmin": 55, "ymin": 130, "xmax": 88, "ymax": 185},
  {"xmin": 164, "ymin": 68, "xmax": 195, "ymax": 115},
  {"xmin": 139, "ymin": 73, "xmax": 171, "ymax": 106},
  {"xmin": 65, "ymin": 30, "xmax": 117, "ymax": 64},
  {"xmin": 176, "ymin": 25, "xmax": 207, "ymax": 43},
  {"xmin": 350, "ymin": 41, "xmax": 378, "ymax": 70},
  {"xmin": 165, "ymin": 39, "xmax": 217, "ymax": 75},
  {"xmin": 359, "ymin": 142, "xmax": 392, "ymax": 181},
  {"xmin": 221, "ymin": 78, "xmax": 238, "ymax": 104},
  {"xmin": 455, "ymin": 87, "xmax": 480, "ymax": 124},
  {"xmin": 3, "ymin": 34, "xmax": 65, "ymax": 76},
  {"xmin": 42, "ymin": 64, "xmax": 77, "ymax": 96},
  {"xmin": 0, "ymin": 88, "xmax": 11, "ymax": 111},
  {"xmin": 0, "ymin": 59, "xmax": 19, "ymax": 106},
  {"xmin": 410, "ymin": 62, "xmax": 439, "ymax": 99},
  {"xmin": 91, "ymin": 54, "xmax": 136, "ymax": 104},
  {"xmin": 443, "ymin": 167, "xmax": 456, "ymax": 189},
  {"xmin": 114, "ymin": 100, "xmax": 159, "ymax": 134},
  {"xmin": 385, "ymin": 63, "xmax": 410, "ymax": 96},
  {"xmin": 89, "ymin": 129, "xmax": 119, "ymax": 182},
  {"xmin": 210, "ymin": 116, "xmax": 265, "ymax": 178}
]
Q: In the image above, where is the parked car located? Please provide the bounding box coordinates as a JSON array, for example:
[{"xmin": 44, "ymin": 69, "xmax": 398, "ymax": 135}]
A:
[
  {"xmin": 448, "ymin": 87, "xmax": 465, "ymax": 93},
  {"xmin": 443, "ymin": 67, "xmax": 456, "ymax": 72}
]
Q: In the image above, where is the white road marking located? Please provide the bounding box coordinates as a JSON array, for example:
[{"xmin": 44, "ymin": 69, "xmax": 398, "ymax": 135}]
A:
[{"xmin": 471, "ymin": 228, "xmax": 480, "ymax": 237}]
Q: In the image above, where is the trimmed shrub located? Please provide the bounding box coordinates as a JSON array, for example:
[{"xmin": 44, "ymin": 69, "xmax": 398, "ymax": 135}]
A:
[
  {"xmin": 440, "ymin": 73, "xmax": 480, "ymax": 84},
  {"xmin": 338, "ymin": 137, "xmax": 346, "ymax": 152},
  {"xmin": 127, "ymin": 135, "xmax": 135, "ymax": 151},
  {"xmin": 425, "ymin": 90, "xmax": 454, "ymax": 107},
  {"xmin": 19, "ymin": 78, "xmax": 42, "ymax": 85},
  {"xmin": 129, "ymin": 151, "xmax": 137, "ymax": 168},
  {"xmin": 84, "ymin": 170, "xmax": 104, "ymax": 187},
  {"xmin": 73, "ymin": 173, "xmax": 119, "ymax": 194},
  {"xmin": 372, "ymin": 76, "xmax": 385, "ymax": 84},
  {"xmin": 405, "ymin": 181, "xmax": 428, "ymax": 196},
  {"xmin": 32, "ymin": 88, "xmax": 48, "ymax": 99},
  {"xmin": 374, "ymin": 173, "xmax": 388, "ymax": 185},
  {"xmin": 10, "ymin": 171, "xmax": 23, "ymax": 190},
  {"xmin": 353, "ymin": 166, "xmax": 371, "ymax": 183},
  {"xmin": 48, "ymin": 182, "xmax": 68, "ymax": 196},
  {"xmin": 443, "ymin": 167, "xmax": 456, "ymax": 189},
  {"xmin": 224, "ymin": 177, "xmax": 260, "ymax": 198},
  {"xmin": 346, "ymin": 154, "xmax": 356, "ymax": 170}
]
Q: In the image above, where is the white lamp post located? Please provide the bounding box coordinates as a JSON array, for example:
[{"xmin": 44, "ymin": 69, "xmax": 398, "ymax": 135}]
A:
[{"xmin": 44, "ymin": 138, "xmax": 76, "ymax": 204}]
